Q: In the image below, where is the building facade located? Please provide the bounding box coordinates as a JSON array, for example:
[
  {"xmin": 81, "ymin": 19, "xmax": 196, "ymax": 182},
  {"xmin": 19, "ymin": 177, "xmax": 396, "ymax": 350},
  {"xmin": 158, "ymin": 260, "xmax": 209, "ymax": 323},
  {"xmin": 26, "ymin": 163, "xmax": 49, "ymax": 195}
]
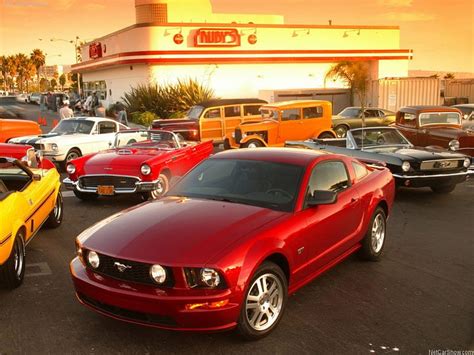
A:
[{"xmin": 73, "ymin": 0, "xmax": 413, "ymax": 112}]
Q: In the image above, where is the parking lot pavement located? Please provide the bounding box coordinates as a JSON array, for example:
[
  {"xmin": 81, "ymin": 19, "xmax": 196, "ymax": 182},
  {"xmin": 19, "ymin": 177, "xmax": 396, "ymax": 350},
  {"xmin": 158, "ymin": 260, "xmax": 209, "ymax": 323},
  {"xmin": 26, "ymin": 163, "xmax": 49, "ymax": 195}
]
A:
[{"xmin": 0, "ymin": 177, "xmax": 472, "ymax": 354}]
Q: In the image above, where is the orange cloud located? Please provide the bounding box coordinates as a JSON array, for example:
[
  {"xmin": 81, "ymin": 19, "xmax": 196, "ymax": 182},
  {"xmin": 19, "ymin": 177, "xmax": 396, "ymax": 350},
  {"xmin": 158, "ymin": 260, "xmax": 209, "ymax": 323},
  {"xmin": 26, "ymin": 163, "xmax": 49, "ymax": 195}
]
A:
[
  {"xmin": 382, "ymin": 12, "xmax": 436, "ymax": 21},
  {"xmin": 377, "ymin": 0, "xmax": 413, "ymax": 7}
]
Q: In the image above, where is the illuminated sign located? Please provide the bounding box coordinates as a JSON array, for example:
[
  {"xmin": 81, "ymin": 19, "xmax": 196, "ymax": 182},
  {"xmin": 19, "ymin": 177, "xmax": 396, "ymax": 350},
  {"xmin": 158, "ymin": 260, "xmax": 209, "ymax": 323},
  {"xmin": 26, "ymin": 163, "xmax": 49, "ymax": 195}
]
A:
[
  {"xmin": 194, "ymin": 28, "xmax": 240, "ymax": 47},
  {"xmin": 89, "ymin": 43, "xmax": 103, "ymax": 59}
]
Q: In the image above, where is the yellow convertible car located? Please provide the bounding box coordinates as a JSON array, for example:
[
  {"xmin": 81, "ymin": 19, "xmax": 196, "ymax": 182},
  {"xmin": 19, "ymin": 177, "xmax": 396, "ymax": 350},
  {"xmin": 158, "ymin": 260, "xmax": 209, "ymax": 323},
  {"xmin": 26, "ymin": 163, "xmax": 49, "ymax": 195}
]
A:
[{"xmin": 0, "ymin": 156, "xmax": 62, "ymax": 289}]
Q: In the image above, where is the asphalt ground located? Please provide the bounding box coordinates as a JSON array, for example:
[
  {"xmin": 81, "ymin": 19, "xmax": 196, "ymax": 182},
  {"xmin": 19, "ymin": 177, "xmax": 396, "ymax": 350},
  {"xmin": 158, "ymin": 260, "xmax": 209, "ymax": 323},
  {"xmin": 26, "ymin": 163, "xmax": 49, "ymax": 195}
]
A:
[{"xmin": 0, "ymin": 103, "xmax": 473, "ymax": 354}]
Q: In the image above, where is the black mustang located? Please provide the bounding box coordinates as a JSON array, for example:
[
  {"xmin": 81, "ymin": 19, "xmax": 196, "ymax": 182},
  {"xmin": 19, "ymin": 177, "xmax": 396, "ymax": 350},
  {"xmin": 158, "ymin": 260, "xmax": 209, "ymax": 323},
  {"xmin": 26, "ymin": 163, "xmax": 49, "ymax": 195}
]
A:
[{"xmin": 286, "ymin": 127, "xmax": 472, "ymax": 193}]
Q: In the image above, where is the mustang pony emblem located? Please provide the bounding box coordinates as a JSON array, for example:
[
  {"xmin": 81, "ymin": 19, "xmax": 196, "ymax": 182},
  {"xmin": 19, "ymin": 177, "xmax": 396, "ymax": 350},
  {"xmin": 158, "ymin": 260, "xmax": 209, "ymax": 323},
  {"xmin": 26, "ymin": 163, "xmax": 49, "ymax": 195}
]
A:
[
  {"xmin": 434, "ymin": 161, "xmax": 453, "ymax": 169},
  {"xmin": 114, "ymin": 262, "xmax": 132, "ymax": 272}
]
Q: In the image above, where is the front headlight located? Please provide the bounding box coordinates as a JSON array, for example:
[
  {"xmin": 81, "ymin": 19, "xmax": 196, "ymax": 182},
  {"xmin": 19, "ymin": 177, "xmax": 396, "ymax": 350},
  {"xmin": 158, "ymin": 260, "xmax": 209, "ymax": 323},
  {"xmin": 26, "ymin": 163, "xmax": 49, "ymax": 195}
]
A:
[
  {"xmin": 242, "ymin": 133, "xmax": 247, "ymax": 139},
  {"xmin": 141, "ymin": 164, "xmax": 151, "ymax": 176},
  {"xmin": 402, "ymin": 161, "xmax": 411, "ymax": 172},
  {"xmin": 200, "ymin": 268, "xmax": 221, "ymax": 288},
  {"xmin": 66, "ymin": 163, "xmax": 76, "ymax": 174},
  {"xmin": 449, "ymin": 139, "xmax": 460, "ymax": 151},
  {"xmin": 149, "ymin": 264, "xmax": 167, "ymax": 284},
  {"xmin": 87, "ymin": 251, "xmax": 100, "ymax": 269},
  {"xmin": 463, "ymin": 158, "xmax": 471, "ymax": 168},
  {"xmin": 44, "ymin": 143, "xmax": 58, "ymax": 152}
]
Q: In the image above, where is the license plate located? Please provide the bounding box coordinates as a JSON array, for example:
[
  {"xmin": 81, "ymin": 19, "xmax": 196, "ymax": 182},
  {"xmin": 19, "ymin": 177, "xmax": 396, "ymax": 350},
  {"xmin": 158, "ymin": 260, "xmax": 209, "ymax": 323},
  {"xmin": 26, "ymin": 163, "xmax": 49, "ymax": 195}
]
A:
[{"xmin": 97, "ymin": 185, "xmax": 114, "ymax": 195}]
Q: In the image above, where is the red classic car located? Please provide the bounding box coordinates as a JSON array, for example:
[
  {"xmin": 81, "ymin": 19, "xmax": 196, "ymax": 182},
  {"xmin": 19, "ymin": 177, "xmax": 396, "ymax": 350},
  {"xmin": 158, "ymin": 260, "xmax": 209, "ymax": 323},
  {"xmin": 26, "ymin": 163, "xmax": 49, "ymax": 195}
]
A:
[
  {"xmin": 0, "ymin": 143, "xmax": 55, "ymax": 169},
  {"xmin": 63, "ymin": 130, "xmax": 213, "ymax": 200},
  {"xmin": 70, "ymin": 148, "xmax": 395, "ymax": 339},
  {"xmin": 394, "ymin": 106, "xmax": 474, "ymax": 157}
]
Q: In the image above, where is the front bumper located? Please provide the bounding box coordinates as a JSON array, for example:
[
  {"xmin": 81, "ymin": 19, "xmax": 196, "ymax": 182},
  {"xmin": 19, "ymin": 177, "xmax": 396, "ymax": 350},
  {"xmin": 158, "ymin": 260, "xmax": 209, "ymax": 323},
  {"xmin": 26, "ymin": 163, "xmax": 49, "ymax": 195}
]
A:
[
  {"xmin": 70, "ymin": 258, "xmax": 240, "ymax": 331},
  {"xmin": 392, "ymin": 170, "xmax": 469, "ymax": 188},
  {"xmin": 43, "ymin": 151, "xmax": 67, "ymax": 162},
  {"xmin": 63, "ymin": 177, "xmax": 160, "ymax": 194}
]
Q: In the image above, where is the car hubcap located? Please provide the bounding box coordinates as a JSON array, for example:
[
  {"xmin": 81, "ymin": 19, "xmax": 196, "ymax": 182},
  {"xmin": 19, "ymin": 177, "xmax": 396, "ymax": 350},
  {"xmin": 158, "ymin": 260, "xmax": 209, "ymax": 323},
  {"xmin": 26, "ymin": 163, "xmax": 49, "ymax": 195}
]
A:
[
  {"xmin": 245, "ymin": 273, "xmax": 283, "ymax": 331},
  {"xmin": 53, "ymin": 197, "xmax": 61, "ymax": 220},
  {"xmin": 67, "ymin": 152, "xmax": 79, "ymax": 162},
  {"xmin": 248, "ymin": 142, "xmax": 259, "ymax": 148},
  {"xmin": 371, "ymin": 213, "xmax": 385, "ymax": 253},
  {"xmin": 336, "ymin": 127, "xmax": 347, "ymax": 138},
  {"xmin": 14, "ymin": 238, "xmax": 24, "ymax": 279},
  {"xmin": 150, "ymin": 177, "xmax": 166, "ymax": 199}
]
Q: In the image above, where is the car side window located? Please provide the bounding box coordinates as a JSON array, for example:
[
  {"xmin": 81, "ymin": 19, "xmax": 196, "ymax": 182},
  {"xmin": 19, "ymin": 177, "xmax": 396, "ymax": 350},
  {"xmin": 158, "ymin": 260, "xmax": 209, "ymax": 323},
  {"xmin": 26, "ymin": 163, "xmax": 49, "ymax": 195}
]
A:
[
  {"xmin": 204, "ymin": 108, "xmax": 221, "ymax": 119},
  {"xmin": 400, "ymin": 113, "xmax": 417, "ymax": 127},
  {"xmin": 305, "ymin": 161, "xmax": 350, "ymax": 207},
  {"xmin": 243, "ymin": 104, "xmax": 262, "ymax": 116},
  {"xmin": 303, "ymin": 106, "xmax": 323, "ymax": 119},
  {"xmin": 281, "ymin": 108, "xmax": 301, "ymax": 121},
  {"xmin": 98, "ymin": 122, "xmax": 116, "ymax": 134},
  {"xmin": 224, "ymin": 105, "xmax": 241, "ymax": 118},
  {"xmin": 352, "ymin": 161, "xmax": 368, "ymax": 181}
]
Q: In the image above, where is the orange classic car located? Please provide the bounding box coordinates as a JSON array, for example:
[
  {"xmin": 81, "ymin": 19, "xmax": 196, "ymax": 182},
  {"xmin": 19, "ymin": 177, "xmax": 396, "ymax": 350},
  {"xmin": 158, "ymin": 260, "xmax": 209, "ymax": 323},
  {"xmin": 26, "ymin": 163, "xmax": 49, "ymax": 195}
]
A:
[
  {"xmin": 224, "ymin": 100, "xmax": 336, "ymax": 149},
  {"xmin": 0, "ymin": 119, "xmax": 42, "ymax": 143}
]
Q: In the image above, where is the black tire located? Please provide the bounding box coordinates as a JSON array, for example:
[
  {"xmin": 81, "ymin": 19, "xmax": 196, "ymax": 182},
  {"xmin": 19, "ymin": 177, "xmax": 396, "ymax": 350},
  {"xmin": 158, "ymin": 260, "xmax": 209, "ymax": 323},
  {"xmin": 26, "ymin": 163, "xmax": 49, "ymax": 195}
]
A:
[
  {"xmin": 142, "ymin": 173, "xmax": 170, "ymax": 200},
  {"xmin": 45, "ymin": 192, "xmax": 63, "ymax": 228},
  {"xmin": 73, "ymin": 189, "xmax": 99, "ymax": 201},
  {"xmin": 334, "ymin": 125, "xmax": 349, "ymax": 138},
  {"xmin": 431, "ymin": 185, "xmax": 456, "ymax": 194},
  {"xmin": 237, "ymin": 261, "xmax": 288, "ymax": 340},
  {"xmin": 359, "ymin": 207, "xmax": 387, "ymax": 262},
  {"xmin": 242, "ymin": 140, "xmax": 263, "ymax": 149},
  {"xmin": 0, "ymin": 231, "xmax": 26, "ymax": 289},
  {"xmin": 318, "ymin": 132, "xmax": 336, "ymax": 139},
  {"xmin": 65, "ymin": 148, "xmax": 81, "ymax": 162}
]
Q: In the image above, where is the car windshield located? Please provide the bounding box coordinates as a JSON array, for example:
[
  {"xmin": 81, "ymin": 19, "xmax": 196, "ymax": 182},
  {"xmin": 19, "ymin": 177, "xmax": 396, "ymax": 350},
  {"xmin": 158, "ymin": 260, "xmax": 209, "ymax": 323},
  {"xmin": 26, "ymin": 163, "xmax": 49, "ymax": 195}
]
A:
[
  {"xmin": 114, "ymin": 130, "xmax": 181, "ymax": 149},
  {"xmin": 168, "ymin": 159, "xmax": 304, "ymax": 212},
  {"xmin": 187, "ymin": 106, "xmax": 204, "ymax": 120},
  {"xmin": 338, "ymin": 108, "xmax": 361, "ymax": 118},
  {"xmin": 50, "ymin": 120, "xmax": 94, "ymax": 135},
  {"xmin": 419, "ymin": 112, "xmax": 461, "ymax": 126},
  {"xmin": 351, "ymin": 128, "xmax": 412, "ymax": 148}
]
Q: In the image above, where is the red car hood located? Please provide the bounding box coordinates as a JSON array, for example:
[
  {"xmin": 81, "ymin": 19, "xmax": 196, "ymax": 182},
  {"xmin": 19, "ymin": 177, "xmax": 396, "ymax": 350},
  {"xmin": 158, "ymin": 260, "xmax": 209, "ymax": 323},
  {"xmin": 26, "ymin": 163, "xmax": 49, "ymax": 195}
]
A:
[
  {"xmin": 82, "ymin": 148, "xmax": 172, "ymax": 173},
  {"xmin": 79, "ymin": 196, "xmax": 286, "ymax": 266}
]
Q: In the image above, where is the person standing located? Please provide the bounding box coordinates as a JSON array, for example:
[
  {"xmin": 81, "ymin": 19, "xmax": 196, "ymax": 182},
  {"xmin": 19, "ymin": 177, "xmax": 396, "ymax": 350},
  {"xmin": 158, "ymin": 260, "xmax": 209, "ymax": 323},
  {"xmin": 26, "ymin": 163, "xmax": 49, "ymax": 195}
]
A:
[
  {"xmin": 39, "ymin": 93, "xmax": 46, "ymax": 113},
  {"xmin": 115, "ymin": 102, "xmax": 129, "ymax": 126},
  {"xmin": 91, "ymin": 91, "xmax": 100, "ymax": 116},
  {"xmin": 95, "ymin": 102, "xmax": 106, "ymax": 117},
  {"xmin": 84, "ymin": 92, "xmax": 93, "ymax": 116},
  {"xmin": 59, "ymin": 101, "xmax": 73, "ymax": 120}
]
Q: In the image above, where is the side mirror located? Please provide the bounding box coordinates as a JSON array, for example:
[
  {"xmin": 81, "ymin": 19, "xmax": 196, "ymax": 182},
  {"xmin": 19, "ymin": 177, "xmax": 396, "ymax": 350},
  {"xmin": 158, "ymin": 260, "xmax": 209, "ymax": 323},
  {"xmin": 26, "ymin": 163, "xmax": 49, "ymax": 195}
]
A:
[
  {"xmin": 32, "ymin": 174, "xmax": 42, "ymax": 182},
  {"xmin": 306, "ymin": 190, "xmax": 337, "ymax": 206}
]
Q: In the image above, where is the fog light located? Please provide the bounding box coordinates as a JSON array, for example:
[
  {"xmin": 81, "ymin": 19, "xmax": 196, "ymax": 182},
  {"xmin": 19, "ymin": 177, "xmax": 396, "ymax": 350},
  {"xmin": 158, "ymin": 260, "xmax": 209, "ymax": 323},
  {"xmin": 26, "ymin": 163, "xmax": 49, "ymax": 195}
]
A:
[{"xmin": 87, "ymin": 251, "xmax": 100, "ymax": 269}]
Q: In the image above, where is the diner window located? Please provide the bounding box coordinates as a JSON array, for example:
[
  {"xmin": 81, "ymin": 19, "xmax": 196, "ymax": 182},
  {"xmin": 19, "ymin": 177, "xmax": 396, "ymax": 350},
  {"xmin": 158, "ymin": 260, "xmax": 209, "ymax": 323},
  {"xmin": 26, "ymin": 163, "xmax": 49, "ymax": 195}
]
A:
[
  {"xmin": 281, "ymin": 108, "xmax": 301, "ymax": 121},
  {"xmin": 204, "ymin": 108, "xmax": 221, "ymax": 119},
  {"xmin": 243, "ymin": 105, "xmax": 262, "ymax": 116},
  {"xmin": 224, "ymin": 106, "xmax": 241, "ymax": 118},
  {"xmin": 303, "ymin": 106, "xmax": 323, "ymax": 119}
]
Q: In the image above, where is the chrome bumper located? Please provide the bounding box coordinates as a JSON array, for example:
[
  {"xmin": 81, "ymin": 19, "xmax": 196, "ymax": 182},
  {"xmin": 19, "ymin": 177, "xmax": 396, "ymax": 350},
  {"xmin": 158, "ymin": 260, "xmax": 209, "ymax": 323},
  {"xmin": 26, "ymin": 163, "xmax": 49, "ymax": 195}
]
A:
[
  {"xmin": 62, "ymin": 177, "xmax": 160, "ymax": 194},
  {"xmin": 392, "ymin": 171, "xmax": 470, "ymax": 179}
]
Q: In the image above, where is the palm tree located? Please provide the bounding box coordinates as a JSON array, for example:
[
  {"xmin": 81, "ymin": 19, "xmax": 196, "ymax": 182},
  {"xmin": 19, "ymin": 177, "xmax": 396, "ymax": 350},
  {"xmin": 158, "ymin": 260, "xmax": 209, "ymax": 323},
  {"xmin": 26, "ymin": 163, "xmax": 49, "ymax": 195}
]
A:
[
  {"xmin": 30, "ymin": 49, "xmax": 46, "ymax": 84},
  {"xmin": 325, "ymin": 61, "xmax": 370, "ymax": 125},
  {"xmin": 15, "ymin": 53, "xmax": 31, "ymax": 92},
  {"xmin": 0, "ymin": 56, "xmax": 8, "ymax": 92},
  {"xmin": 6, "ymin": 55, "xmax": 18, "ymax": 92}
]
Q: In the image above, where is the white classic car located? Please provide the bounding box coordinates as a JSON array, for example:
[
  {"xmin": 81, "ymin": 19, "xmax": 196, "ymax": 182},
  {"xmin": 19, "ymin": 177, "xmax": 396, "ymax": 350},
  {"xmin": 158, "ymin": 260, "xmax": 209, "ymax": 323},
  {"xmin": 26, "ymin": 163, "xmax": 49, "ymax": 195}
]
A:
[{"xmin": 9, "ymin": 117, "xmax": 129, "ymax": 166}]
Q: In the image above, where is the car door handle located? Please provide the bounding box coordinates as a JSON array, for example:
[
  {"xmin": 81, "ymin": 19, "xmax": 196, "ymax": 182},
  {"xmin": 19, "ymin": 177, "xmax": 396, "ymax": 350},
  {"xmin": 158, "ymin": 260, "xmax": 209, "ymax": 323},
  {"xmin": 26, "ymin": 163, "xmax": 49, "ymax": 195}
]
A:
[{"xmin": 350, "ymin": 197, "xmax": 359, "ymax": 204}]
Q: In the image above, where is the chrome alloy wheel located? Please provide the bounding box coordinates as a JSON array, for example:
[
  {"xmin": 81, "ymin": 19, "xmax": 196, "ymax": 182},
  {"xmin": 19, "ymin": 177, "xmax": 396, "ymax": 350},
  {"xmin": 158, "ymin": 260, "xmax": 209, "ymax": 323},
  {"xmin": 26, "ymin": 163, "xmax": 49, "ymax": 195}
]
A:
[
  {"xmin": 247, "ymin": 142, "xmax": 259, "ymax": 148},
  {"xmin": 13, "ymin": 237, "xmax": 25, "ymax": 279},
  {"xmin": 371, "ymin": 213, "xmax": 386, "ymax": 253},
  {"xmin": 245, "ymin": 273, "xmax": 284, "ymax": 331},
  {"xmin": 150, "ymin": 174, "xmax": 169, "ymax": 200},
  {"xmin": 53, "ymin": 196, "xmax": 62, "ymax": 220}
]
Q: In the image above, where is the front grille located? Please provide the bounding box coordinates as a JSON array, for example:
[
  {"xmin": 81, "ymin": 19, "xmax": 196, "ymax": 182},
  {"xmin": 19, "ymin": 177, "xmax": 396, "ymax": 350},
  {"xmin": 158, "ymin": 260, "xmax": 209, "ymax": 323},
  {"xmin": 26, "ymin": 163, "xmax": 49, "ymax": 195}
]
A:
[
  {"xmin": 420, "ymin": 159, "xmax": 463, "ymax": 171},
  {"xmin": 86, "ymin": 251, "xmax": 174, "ymax": 287},
  {"xmin": 32, "ymin": 143, "xmax": 44, "ymax": 150},
  {"xmin": 234, "ymin": 128, "xmax": 242, "ymax": 143},
  {"xmin": 77, "ymin": 293, "xmax": 176, "ymax": 327},
  {"xmin": 79, "ymin": 176, "xmax": 139, "ymax": 189}
]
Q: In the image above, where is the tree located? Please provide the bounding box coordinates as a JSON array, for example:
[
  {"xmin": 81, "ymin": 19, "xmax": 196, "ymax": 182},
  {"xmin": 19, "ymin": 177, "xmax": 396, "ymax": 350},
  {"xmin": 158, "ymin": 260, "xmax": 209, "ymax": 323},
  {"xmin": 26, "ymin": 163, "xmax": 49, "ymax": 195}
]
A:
[
  {"xmin": 40, "ymin": 77, "xmax": 49, "ymax": 91},
  {"xmin": 50, "ymin": 78, "xmax": 57, "ymax": 90},
  {"xmin": 444, "ymin": 73, "xmax": 455, "ymax": 79},
  {"xmin": 59, "ymin": 74, "xmax": 66, "ymax": 90},
  {"xmin": 0, "ymin": 56, "xmax": 8, "ymax": 92},
  {"xmin": 325, "ymin": 61, "xmax": 370, "ymax": 125},
  {"xmin": 30, "ymin": 48, "xmax": 46, "ymax": 83},
  {"xmin": 6, "ymin": 55, "xmax": 18, "ymax": 91}
]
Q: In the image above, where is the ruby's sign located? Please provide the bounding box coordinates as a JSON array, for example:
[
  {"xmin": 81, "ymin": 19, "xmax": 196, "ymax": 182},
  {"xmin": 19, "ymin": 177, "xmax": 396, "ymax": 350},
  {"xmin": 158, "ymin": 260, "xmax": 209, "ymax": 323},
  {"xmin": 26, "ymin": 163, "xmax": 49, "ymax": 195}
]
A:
[
  {"xmin": 89, "ymin": 42, "xmax": 103, "ymax": 59},
  {"xmin": 194, "ymin": 28, "xmax": 240, "ymax": 47}
]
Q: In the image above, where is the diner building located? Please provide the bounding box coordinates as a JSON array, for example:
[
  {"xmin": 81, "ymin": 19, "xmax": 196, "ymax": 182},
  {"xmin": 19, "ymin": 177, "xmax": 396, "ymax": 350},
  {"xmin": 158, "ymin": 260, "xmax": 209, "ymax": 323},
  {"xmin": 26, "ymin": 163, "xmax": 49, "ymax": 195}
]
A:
[{"xmin": 72, "ymin": 0, "xmax": 413, "ymax": 112}]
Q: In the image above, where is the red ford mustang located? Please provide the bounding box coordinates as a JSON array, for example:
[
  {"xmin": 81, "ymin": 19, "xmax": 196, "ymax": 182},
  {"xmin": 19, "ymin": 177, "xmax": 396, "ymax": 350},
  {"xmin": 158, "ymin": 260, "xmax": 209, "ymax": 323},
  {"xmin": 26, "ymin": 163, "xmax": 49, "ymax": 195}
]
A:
[
  {"xmin": 63, "ymin": 130, "xmax": 213, "ymax": 200},
  {"xmin": 70, "ymin": 148, "xmax": 395, "ymax": 339}
]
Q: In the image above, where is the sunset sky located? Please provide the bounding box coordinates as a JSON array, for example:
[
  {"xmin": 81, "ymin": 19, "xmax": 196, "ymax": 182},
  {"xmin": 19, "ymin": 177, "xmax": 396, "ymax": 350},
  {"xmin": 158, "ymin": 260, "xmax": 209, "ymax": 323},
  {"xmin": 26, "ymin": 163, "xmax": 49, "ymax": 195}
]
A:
[{"xmin": 0, "ymin": 0, "xmax": 472, "ymax": 73}]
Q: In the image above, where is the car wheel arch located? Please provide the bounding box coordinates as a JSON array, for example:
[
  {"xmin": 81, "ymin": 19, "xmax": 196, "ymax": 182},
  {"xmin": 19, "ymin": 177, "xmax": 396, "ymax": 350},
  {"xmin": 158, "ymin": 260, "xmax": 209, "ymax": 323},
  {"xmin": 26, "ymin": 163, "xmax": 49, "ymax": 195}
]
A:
[{"xmin": 240, "ymin": 136, "xmax": 267, "ymax": 147}]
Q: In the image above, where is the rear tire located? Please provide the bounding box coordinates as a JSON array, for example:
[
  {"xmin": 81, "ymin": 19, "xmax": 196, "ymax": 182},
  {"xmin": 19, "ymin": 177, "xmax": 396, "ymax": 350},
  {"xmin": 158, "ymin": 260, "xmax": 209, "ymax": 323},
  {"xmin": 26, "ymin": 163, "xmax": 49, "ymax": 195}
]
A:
[
  {"xmin": 73, "ymin": 190, "xmax": 98, "ymax": 201},
  {"xmin": 237, "ymin": 262, "xmax": 288, "ymax": 340},
  {"xmin": 334, "ymin": 125, "xmax": 349, "ymax": 138},
  {"xmin": 359, "ymin": 207, "xmax": 387, "ymax": 262},
  {"xmin": 0, "ymin": 231, "xmax": 26, "ymax": 289},
  {"xmin": 431, "ymin": 185, "xmax": 456, "ymax": 194},
  {"xmin": 45, "ymin": 192, "xmax": 63, "ymax": 228},
  {"xmin": 318, "ymin": 132, "xmax": 335, "ymax": 139}
]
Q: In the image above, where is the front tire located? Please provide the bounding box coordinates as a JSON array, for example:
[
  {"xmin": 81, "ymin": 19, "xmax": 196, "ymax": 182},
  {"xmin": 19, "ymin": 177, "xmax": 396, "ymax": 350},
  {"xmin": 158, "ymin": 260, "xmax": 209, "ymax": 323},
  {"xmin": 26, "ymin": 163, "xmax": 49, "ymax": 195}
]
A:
[
  {"xmin": 237, "ymin": 262, "xmax": 288, "ymax": 340},
  {"xmin": 242, "ymin": 140, "xmax": 263, "ymax": 149},
  {"xmin": 73, "ymin": 189, "xmax": 98, "ymax": 201},
  {"xmin": 431, "ymin": 185, "xmax": 456, "ymax": 194},
  {"xmin": 334, "ymin": 125, "xmax": 349, "ymax": 138},
  {"xmin": 45, "ymin": 192, "xmax": 63, "ymax": 228},
  {"xmin": 0, "ymin": 231, "xmax": 26, "ymax": 289},
  {"xmin": 142, "ymin": 173, "xmax": 170, "ymax": 200},
  {"xmin": 359, "ymin": 207, "xmax": 387, "ymax": 261}
]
